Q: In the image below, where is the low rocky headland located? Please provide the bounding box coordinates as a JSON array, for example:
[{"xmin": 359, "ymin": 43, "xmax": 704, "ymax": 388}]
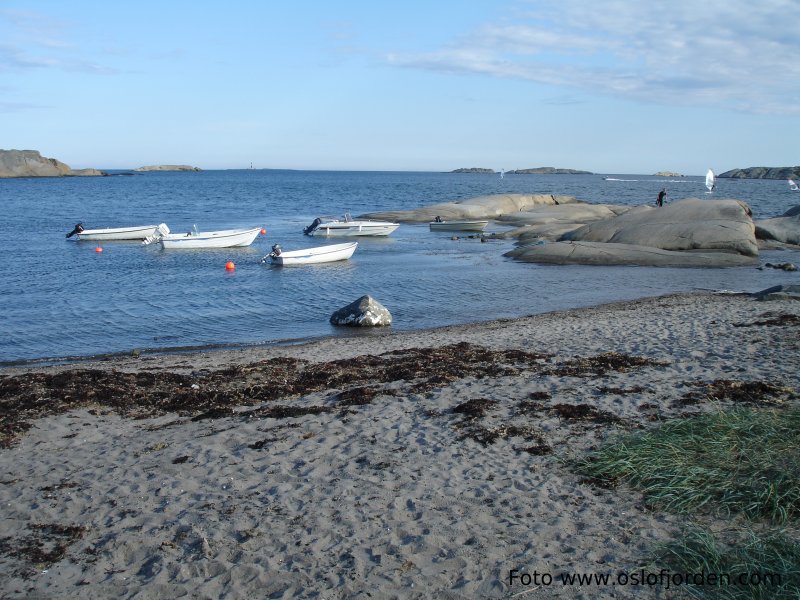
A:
[
  {"xmin": 134, "ymin": 165, "xmax": 202, "ymax": 172},
  {"xmin": 0, "ymin": 149, "xmax": 105, "ymax": 178},
  {"xmin": 719, "ymin": 165, "xmax": 800, "ymax": 179},
  {"xmin": 362, "ymin": 193, "xmax": 800, "ymax": 268}
]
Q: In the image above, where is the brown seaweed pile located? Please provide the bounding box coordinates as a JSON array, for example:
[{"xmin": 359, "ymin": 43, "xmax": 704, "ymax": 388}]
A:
[
  {"xmin": 0, "ymin": 523, "xmax": 86, "ymax": 577},
  {"xmin": 676, "ymin": 379, "xmax": 797, "ymax": 407},
  {"xmin": 733, "ymin": 312, "xmax": 800, "ymax": 328}
]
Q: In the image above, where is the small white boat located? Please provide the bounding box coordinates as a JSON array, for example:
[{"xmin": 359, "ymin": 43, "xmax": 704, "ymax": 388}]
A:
[
  {"xmin": 146, "ymin": 225, "xmax": 262, "ymax": 249},
  {"xmin": 303, "ymin": 213, "xmax": 399, "ymax": 237},
  {"xmin": 265, "ymin": 241, "xmax": 358, "ymax": 265},
  {"xmin": 66, "ymin": 223, "xmax": 166, "ymax": 241},
  {"xmin": 429, "ymin": 219, "xmax": 489, "ymax": 232}
]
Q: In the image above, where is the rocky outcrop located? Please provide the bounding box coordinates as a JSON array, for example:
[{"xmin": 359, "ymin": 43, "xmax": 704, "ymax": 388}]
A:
[
  {"xmin": 451, "ymin": 168, "xmax": 495, "ymax": 174},
  {"xmin": 361, "ymin": 193, "xmax": 578, "ymax": 223},
  {"xmin": 754, "ymin": 205, "xmax": 800, "ymax": 245},
  {"xmin": 751, "ymin": 284, "xmax": 800, "ymax": 301},
  {"xmin": 505, "ymin": 241, "xmax": 758, "ymax": 267},
  {"xmin": 0, "ymin": 149, "xmax": 105, "ymax": 178},
  {"xmin": 718, "ymin": 166, "xmax": 800, "ymax": 179},
  {"xmin": 330, "ymin": 295, "xmax": 392, "ymax": 327},
  {"xmin": 654, "ymin": 171, "xmax": 684, "ymax": 177},
  {"xmin": 561, "ymin": 198, "xmax": 758, "ymax": 257},
  {"xmin": 134, "ymin": 165, "xmax": 201, "ymax": 172},
  {"xmin": 508, "ymin": 167, "xmax": 592, "ymax": 175}
]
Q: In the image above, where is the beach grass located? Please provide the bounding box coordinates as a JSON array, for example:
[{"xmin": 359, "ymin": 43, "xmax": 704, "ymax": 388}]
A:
[
  {"xmin": 657, "ymin": 526, "xmax": 800, "ymax": 600},
  {"xmin": 573, "ymin": 405, "xmax": 800, "ymax": 523}
]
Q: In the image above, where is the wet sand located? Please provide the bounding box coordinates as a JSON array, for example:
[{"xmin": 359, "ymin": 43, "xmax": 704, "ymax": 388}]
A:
[{"xmin": 1, "ymin": 291, "xmax": 798, "ymax": 599}]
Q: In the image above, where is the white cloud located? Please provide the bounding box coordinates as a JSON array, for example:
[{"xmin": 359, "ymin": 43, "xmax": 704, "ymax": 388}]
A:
[{"xmin": 387, "ymin": 0, "xmax": 800, "ymax": 114}]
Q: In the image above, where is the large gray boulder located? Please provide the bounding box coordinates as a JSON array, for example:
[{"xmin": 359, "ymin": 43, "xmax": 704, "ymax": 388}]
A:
[
  {"xmin": 361, "ymin": 193, "xmax": 578, "ymax": 223},
  {"xmin": 754, "ymin": 205, "xmax": 800, "ymax": 245},
  {"xmin": 561, "ymin": 198, "xmax": 758, "ymax": 257},
  {"xmin": 750, "ymin": 284, "xmax": 800, "ymax": 301},
  {"xmin": 505, "ymin": 241, "xmax": 758, "ymax": 267},
  {"xmin": 497, "ymin": 203, "xmax": 636, "ymax": 240},
  {"xmin": 330, "ymin": 295, "xmax": 392, "ymax": 327}
]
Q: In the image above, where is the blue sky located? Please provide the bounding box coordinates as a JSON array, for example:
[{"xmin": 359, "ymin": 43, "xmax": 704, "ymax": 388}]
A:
[{"xmin": 1, "ymin": 0, "xmax": 797, "ymax": 174}]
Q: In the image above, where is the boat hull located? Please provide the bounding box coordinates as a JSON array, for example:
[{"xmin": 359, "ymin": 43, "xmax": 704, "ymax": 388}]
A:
[
  {"xmin": 307, "ymin": 221, "xmax": 399, "ymax": 237},
  {"xmin": 429, "ymin": 220, "xmax": 488, "ymax": 232},
  {"xmin": 77, "ymin": 225, "xmax": 161, "ymax": 241},
  {"xmin": 159, "ymin": 227, "xmax": 261, "ymax": 249},
  {"xmin": 269, "ymin": 242, "xmax": 358, "ymax": 265}
]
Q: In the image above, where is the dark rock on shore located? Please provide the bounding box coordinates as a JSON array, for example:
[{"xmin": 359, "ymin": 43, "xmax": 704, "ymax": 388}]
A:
[
  {"xmin": 718, "ymin": 166, "xmax": 800, "ymax": 179},
  {"xmin": 508, "ymin": 167, "xmax": 593, "ymax": 175},
  {"xmin": 0, "ymin": 149, "xmax": 106, "ymax": 178},
  {"xmin": 330, "ymin": 295, "xmax": 392, "ymax": 327}
]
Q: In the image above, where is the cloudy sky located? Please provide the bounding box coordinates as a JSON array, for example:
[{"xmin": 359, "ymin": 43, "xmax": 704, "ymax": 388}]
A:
[{"xmin": 1, "ymin": 0, "xmax": 797, "ymax": 174}]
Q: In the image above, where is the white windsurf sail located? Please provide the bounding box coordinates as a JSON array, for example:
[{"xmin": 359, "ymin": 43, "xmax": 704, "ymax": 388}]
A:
[
  {"xmin": 789, "ymin": 178, "xmax": 798, "ymax": 191},
  {"xmin": 705, "ymin": 169, "xmax": 715, "ymax": 193}
]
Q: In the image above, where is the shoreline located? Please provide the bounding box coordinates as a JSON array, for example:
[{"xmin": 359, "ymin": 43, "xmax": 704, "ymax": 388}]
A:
[{"xmin": 1, "ymin": 291, "xmax": 798, "ymax": 598}]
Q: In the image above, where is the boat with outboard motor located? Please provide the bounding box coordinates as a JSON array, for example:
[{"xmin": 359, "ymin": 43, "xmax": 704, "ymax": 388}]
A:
[
  {"xmin": 143, "ymin": 224, "xmax": 262, "ymax": 249},
  {"xmin": 303, "ymin": 213, "xmax": 399, "ymax": 237},
  {"xmin": 264, "ymin": 241, "xmax": 358, "ymax": 265},
  {"xmin": 429, "ymin": 218, "xmax": 488, "ymax": 232},
  {"xmin": 66, "ymin": 223, "xmax": 166, "ymax": 241}
]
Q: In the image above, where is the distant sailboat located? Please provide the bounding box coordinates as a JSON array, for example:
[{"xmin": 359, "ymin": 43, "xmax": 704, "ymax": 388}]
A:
[
  {"xmin": 789, "ymin": 178, "xmax": 799, "ymax": 191},
  {"xmin": 500, "ymin": 169, "xmax": 505, "ymax": 179},
  {"xmin": 705, "ymin": 169, "xmax": 715, "ymax": 193}
]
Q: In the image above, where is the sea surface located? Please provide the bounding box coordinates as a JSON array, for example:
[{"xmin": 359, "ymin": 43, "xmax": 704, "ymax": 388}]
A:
[{"xmin": 1, "ymin": 170, "xmax": 798, "ymax": 366}]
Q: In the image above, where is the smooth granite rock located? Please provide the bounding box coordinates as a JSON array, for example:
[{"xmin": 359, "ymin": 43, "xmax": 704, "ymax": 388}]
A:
[
  {"xmin": 0, "ymin": 149, "xmax": 105, "ymax": 177},
  {"xmin": 505, "ymin": 241, "xmax": 759, "ymax": 267},
  {"xmin": 560, "ymin": 198, "xmax": 758, "ymax": 257},
  {"xmin": 330, "ymin": 295, "xmax": 392, "ymax": 327},
  {"xmin": 750, "ymin": 284, "xmax": 800, "ymax": 301},
  {"xmin": 754, "ymin": 205, "xmax": 800, "ymax": 245},
  {"xmin": 361, "ymin": 193, "xmax": 578, "ymax": 223}
]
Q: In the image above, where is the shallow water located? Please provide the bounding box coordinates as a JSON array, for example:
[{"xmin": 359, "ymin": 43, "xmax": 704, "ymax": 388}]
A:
[{"xmin": 1, "ymin": 170, "xmax": 797, "ymax": 365}]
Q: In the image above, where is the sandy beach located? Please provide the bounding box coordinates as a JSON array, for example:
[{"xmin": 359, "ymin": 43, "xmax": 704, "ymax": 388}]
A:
[{"xmin": 1, "ymin": 291, "xmax": 798, "ymax": 599}]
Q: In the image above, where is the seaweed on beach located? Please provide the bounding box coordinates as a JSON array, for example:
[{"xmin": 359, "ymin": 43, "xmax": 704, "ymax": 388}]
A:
[
  {"xmin": 0, "ymin": 342, "xmax": 551, "ymax": 447},
  {"xmin": 542, "ymin": 352, "xmax": 666, "ymax": 377},
  {"xmin": 733, "ymin": 312, "xmax": 800, "ymax": 328},
  {"xmin": 551, "ymin": 403, "xmax": 623, "ymax": 424},
  {"xmin": 0, "ymin": 522, "xmax": 87, "ymax": 577},
  {"xmin": 675, "ymin": 379, "xmax": 796, "ymax": 407}
]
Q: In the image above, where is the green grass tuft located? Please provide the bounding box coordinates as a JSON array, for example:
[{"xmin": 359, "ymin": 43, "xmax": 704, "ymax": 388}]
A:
[
  {"xmin": 658, "ymin": 527, "xmax": 800, "ymax": 600},
  {"xmin": 573, "ymin": 406, "xmax": 800, "ymax": 523}
]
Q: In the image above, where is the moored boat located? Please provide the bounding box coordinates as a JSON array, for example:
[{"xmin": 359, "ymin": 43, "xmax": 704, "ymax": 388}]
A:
[
  {"xmin": 303, "ymin": 213, "xmax": 399, "ymax": 237},
  {"xmin": 429, "ymin": 219, "xmax": 489, "ymax": 232},
  {"xmin": 66, "ymin": 223, "xmax": 167, "ymax": 241},
  {"xmin": 146, "ymin": 225, "xmax": 262, "ymax": 249},
  {"xmin": 264, "ymin": 241, "xmax": 358, "ymax": 265}
]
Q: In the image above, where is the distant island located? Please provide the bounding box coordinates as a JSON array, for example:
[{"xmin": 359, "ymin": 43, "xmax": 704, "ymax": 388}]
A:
[
  {"xmin": 451, "ymin": 168, "xmax": 496, "ymax": 173},
  {"xmin": 718, "ymin": 166, "xmax": 800, "ymax": 179},
  {"xmin": 0, "ymin": 149, "xmax": 105, "ymax": 178},
  {"xmin": 508, "ymin": 167, "xmax": 593, "ymax": 175},
  {"xmin": 654, "ymin": 171, "xmax": 685, "ymax": 177},
  {"xmin": 135, "ymin": 165, "xmax": 202, "ymax": 172}
]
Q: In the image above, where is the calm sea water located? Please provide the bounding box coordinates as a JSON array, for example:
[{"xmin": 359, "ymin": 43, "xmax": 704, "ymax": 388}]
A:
[{"xmin": 1, "ymin": 170, "xmax": 798, "ymax": 365}]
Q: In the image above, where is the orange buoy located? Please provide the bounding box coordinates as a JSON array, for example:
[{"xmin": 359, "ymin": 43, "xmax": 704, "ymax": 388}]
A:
[
  {"xmin": 95, "ymin": 246, "xmax": 103, "ymax": 253},
  {"xmin": 225, "ymin": 261, "xmax": 235, "ymax": 271},
  {"xmin": 260, "ymin": 228, "xmax": 267, "ymax": 235}
]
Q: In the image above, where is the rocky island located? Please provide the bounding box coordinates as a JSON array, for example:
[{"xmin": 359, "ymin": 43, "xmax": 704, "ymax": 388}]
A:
[
  {"xmin": 451, "ymin": 168, "xmax": 495, "ymax": 174},
  {"xmin": 654, "ymin": 171, "xmax": 684, "ymax": 177},
  {"xmin": 508, "ymin": 167, "xmax": 593, "ymax": 175},
  {"xmin": 718, "ymin": 166, "xmax": 800, "ymax": 179},
  {"xmin": 0, "ymin": 149, "xmax": 105, "ymax": 178},
  {"xmin": 134, "ymin": 165, "xmax": 202, "ymax": 172}
]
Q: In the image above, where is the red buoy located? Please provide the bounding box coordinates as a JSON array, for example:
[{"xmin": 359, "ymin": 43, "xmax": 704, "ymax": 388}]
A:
[
  {"xmin": 260, "ymin": 228, "xmax": 267, "ymax": 235},
  {"xmin": 95, "ymin": 246, "xmax": 103, "ymax": 253},
  {"xmin": 225, "ymin": 261, "xmax": 235, "ymax": 271}
]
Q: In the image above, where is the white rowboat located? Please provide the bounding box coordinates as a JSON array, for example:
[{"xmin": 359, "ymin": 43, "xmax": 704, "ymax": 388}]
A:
[
  {"xmin": 265, "ymin": 242, "xmax": 358, "ymax": 265},
  {"xmin": 156, "ymin": 226, "xmax": 262, "ymax": 249},
  {"xmin": 304, "ymin": 213, "xmax": 399, "ymax": 237},
  {"xmin": 67, "ymin": 223, "xmax": 167, "ymax": 241},
  {"xmin": 429, "ymin": 219, "xmax": 488, "ymax": 232}
]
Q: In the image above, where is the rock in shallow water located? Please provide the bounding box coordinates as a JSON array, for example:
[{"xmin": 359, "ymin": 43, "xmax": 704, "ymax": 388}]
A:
[{"xmin": 330, "ymin": 295, "xmax": 392, "ymax": 327}]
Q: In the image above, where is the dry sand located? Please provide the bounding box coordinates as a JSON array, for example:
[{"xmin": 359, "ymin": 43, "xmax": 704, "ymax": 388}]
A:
[{"xmin": 1, "ymin": 292, "xmax": 798, "ymax": 599}]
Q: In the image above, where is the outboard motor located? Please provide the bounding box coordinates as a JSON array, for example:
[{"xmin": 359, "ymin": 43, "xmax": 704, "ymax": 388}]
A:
[
  {"xmin": 303, "ymin": 218, "xmax": 322, "ymax": 235},
  {"xmin": 66, "ymin": 223, "xmax": 84, "ymax": 238},
  {"xmin": 269, "ymin": 244, "xmax": 282, "ymax": 257}
]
